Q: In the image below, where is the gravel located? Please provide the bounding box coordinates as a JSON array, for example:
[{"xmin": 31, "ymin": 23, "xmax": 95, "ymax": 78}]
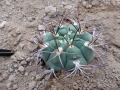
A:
[
  {"xmin": 13, "ymin": 84, "xmax": 18, "ymax": 90},
  {"xmin": 6, "ymin": 82, "xmax": 12, "ymax": 88},
  {"xmin": 29, "ymin": 81, "xmax": 36, "ymax": 90},
  {"xmin": 21, "ymin": 61, "xmax": 27, "ymax": 65},
  {"xmin": 8, "ymin": 74, "xmax": 16, "ymax": 82},
  {"xmin": 18, "ymin": 66, "xmax": 25, "ymax": 72},
  {"xmin": 35, "ymin": 74, "xmax": 44, "ymax": 81},
  {"xmin": 2, "ymin": 73, "xmax": 9, "ymax": 80},
  {"xmin": 0, "ymin": 77, "xmax": 3, "ymax": 82},
  {"xmin": 0, "ymin": 0, "xmax": 120, "ymax": 90}
]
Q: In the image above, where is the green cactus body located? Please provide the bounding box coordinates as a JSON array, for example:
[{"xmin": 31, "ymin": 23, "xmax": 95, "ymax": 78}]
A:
[{"xmin": 41, "ymin": 24, "xmax": 94, "ymax": 72}]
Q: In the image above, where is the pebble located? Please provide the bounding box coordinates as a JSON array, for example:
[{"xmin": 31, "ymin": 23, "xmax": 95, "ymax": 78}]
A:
[
  {"xmin": 9, "ymin": 68, "xmax": 14, "ymax": 73},
  {"xmin": 8, "ymin": 74, "xmax": 16, "ymax": 82},
  {"xmin": 21, "ymin": 61, "xmax": 27, "ymax": 65},
  {"xmin": 18, "ymin": 66, "xmax": 25, "ymax": 72},
  {"xmin": 111, "ymin": 0, "xmax": 117, "ymax": 6},
  {"xmin": 15, "ymin": 51, "xmax": 27, "ymax": 61},
  {"xmin": 13, "ymin": 84, "xmax": 18, "ymax": 90},
  {"xmin": 61, "ymin": 2, "xmax": 67, "ymax": 5},
  {"xmin": 27, "ymin": 42, "xmax": 38, "ymax": 51},
  {"xmin": 51, "ymin": 85, "xmax": 57, "ymax": 90},
  {"xmin": 92, "ymin": 0, "xmax": 100, "ymax": 6},
  {"xmin": 82, "ymin": 1, "xmax": 87, "ymax": 7},
  {"xmin": 87, "ymin": 4, "xmax": 92, "ymax": 8},
  {"xmin": 6, "ymin": 2, "xmax": 11, "ymax": 6},
  {"xmin": 35, "ymin": 74, "xmax": 44, "ymax": 81},
  {"xmin": 97, "ymin": 82, "xmax": 104, "ymax": 89},
  {"xmin": 34, "ymin": 88, "xmax": 37, "ymax": 90},
  {"xmin": 16, "ymin": 88, "xmax": 21, "ymax": 90},
  {"xmin": 13, "ymin": 63, "xmax": 18, "ymax": 68},
  {"xmin": 64, "ymin": 5, "xmax": 73, "ymax": 9},
  {"xmin": 73, "ymin": 82, "xmax": 78, "ymax": 90},
  {"xmin": 0, "ymin": 77, "xmax": 3, "ymax": 82},
  {"xmin": 31, "ymin": 76, "xmax": 35, "ymax": 80},
  {"xmin": 25, "ymin": 21, "xmax": 38, "ymax": 28},
  {"xmin": 15, "ymin": 27, "xmax": 22, "ymax": 34},
  {"xmin": 0, "ymin": 21, "xmax": 7, "ymax": 29},
  {"xmin": 45, "ymin": 5, "xmax": 57, "ymax": 16},
  {"xmin": 38, "ymin": 25, "xmax": 45, "ymax": 31},
  {"xmin": 18, "ymin": 43, "xmax": 25, "ymax": 49},
  {"xmin": 2, "ymin": 73, "xmax": 9, "ymax": 80},
  {"xmin": 29, "ymin": 81, "xmax": 36, "ymax": 90},
  {"xmin": 25, "ymin": 72, "xmax": 29, "ymax": 76},
  {"xmin": 6, "ymin": 82, "xmax": 12, "ymax": 88},
  {"xmin": 26, "ymin": 57, "xmax": 31, "ymax": 62},
  {"xmin": 11, "ymin": 56, "xmax": 17, "ymax": 62},
  {"xmin": 14, "ymin": 35, "xmax": 22, "ymax": 45},
  {"xmin": 27, "ymin": 17, "xmax": 35, "ymax": 22}
]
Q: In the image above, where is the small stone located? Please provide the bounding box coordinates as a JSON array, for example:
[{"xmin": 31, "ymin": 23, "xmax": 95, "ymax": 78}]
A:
[
  {"xmin": 31, "ymin": 76, "xmax": 35, "ymax": 80},
  {"xmin": 34, "ymin": 88, "xmax": 37, "ymax": 90},
  {"xmin": 6, "ymin": 2, "xmax": 11, "ymax": 6},
  {"xmin": 6, "ymin": 82, "xmax": 12, "ymax": 88},
  {"xmin": 38, "ymin": 25, "xmax": 45, "ymax": 30},
  {"xmin": 14, "ymin": 35, "xmax": 22, "ymax": 45},
  {"xmin": 0, "ymin": 77, "xmax": 3, "ymax": 82},
  {"xmin": 97, "ymin": 82, "xmax": 103, "ymax": 89},
  {"xmin": 35, "ymin": 74, "xmax": 44, "ymax": 81},
  {"xmin": 111, "ymin": 0, "xmax": 117, "ymax": 6},
  {"xmin": 88, "ymin": 4, "xmax": 92, "ymax": 8},
  {"xmin": 29, "ymin": 81, "xmax": 36, "ymax": 90},
  {"xmin": 51, "ymin": 85, "xmax": 57, "ymax": 90},
  {"xmin": 112, "ymin": 32, "xmax": 120, "ymax": 48},
  {"xmin": 8, "ymin": 74, "xmax": 16, "ymax": 82},
  {"xmin": 73, "ymin": 82, "xmax": 78, "ymax": 90},
  {"xmin": 21, "ymin": 61, "xmax": 27, "ymax": 65},
  {"xmin": 45, "ymin": 5, "xmax": 57, "ymax": 14},
  {"xmin": 13, "ymin": 84, "xmax": 18, "ymax": 90},
  {"xmin": 26, "ymin": 57, "xmax": 31, "ymax": 62},
  {"xmin": 27, "ymin": 17, "xmax": 35, "ymax": 22},
  {"xmin": 2, "ymin": 73, "xmax": 9, "ymax": 80},
  {"xmin": 61, "ymin": 2, "xmax": 67, "ymax": 5},
  {"xmin": 27, "ymin": 42, "xmax": 38, "ymax": 51},
  {"xmin": 82, "ymin": 1, "xmax": 87, "ymax": 7},
  {"xmin": 15, "ymin": 27, "xmax": 22, "ymax": 34},
  {"xmin": 64, "ymin": 5, "xmax": 73, "ymax": 9},
  {"xmin": 15, "ymin": 51, "xmax": 27, "ymax": 61},
  {"xmin": 85, "ymin": 4, "xmax": 92, "ymax": 9},
  {"xmin": 16, "ymin": 88, "xmax": 22, "ymax": 90},
  {"xmin": 25, "ymin": 72, "xmax": 29, "ymax": 76},
  {"xmin": 13, "ymin": 63, "xmax": 18, "ymax": 68},
  {"xmin": 11, "ymin": 56, "xmax": 17, "ymax": 62},
  {"xmin": 18, "ymin": 66, "xmax": 25, "ymax": 72},
  {"xmin": 92, "ymin": 0, "xmax": 100, "ymax": 6},
  {"xmin": 0, "ymin": 21, "xmax": 7, "ymax": 29},
  {"xmin": 9, "ymin": 68, "xmax": 14, "ymax": 73},
  {"xmin": 25, "ymin": 21, "xmax": 38, "ymax": 28},
  {"xmin": 19, "ymin": 43, "xmax": 25, "ymax": 49},
  {"xmin": 14, "ymin": 70, "xmax": 19, "ymax": 75}
]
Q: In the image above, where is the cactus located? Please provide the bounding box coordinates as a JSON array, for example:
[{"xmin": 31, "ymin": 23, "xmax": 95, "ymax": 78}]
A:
[
  {"xmin": 41, "ymin": 24, "xmax": 94, "ymax": 72},
  {"xmin": 30, "ymin": 14, "xmax": 110, "ymax": 89}
]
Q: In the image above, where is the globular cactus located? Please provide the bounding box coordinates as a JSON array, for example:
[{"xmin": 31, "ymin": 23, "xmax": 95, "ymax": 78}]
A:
[
  {"xmin": 31, "ymin": 15, "xmax": 108, "ymax": 89},
  {"xmin": 41, "ymin": 24, "xmax": 94, "ymax": 72}
]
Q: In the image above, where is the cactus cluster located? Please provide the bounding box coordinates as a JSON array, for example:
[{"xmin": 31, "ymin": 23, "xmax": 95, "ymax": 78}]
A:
[{"xmin": 41, "ymin": 24, "xmax": 94, "ymax": 72}]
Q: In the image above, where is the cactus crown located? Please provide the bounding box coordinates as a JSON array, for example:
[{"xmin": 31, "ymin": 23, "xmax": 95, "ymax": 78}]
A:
[{"xmin": 41, "ymin": 21, "xmax": 94, "ymax": 72}]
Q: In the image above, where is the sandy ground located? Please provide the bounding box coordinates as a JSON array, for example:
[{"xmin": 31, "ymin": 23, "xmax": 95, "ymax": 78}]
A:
[{"xmin": 0, "ymin": 0, "xmax": 120, "ymax": 90}]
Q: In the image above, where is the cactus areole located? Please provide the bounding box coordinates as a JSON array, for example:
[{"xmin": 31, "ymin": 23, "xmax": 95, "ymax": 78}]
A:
[{"xmin": 41, "ymin": 24, "xmax": 94, "ymax": 72}]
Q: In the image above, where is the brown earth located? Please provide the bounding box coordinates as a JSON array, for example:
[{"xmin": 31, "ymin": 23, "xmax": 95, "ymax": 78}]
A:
[{"xmin": 0, "ymin": 0, "xmax": 120, "ymax": 90}]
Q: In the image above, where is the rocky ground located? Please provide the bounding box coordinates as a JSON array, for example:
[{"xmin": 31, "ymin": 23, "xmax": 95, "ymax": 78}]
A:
[{"xmin": 0, "ymin": 0, "xmax": 120, "ymax": 90}]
